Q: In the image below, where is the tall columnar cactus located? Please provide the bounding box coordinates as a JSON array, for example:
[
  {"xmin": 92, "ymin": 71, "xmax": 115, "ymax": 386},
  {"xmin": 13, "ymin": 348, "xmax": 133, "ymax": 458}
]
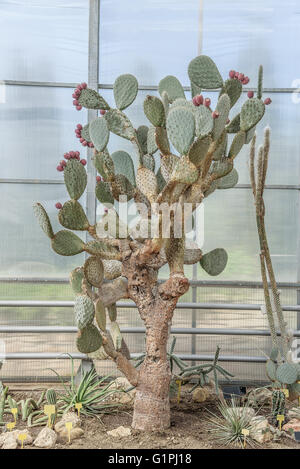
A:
[
  {"xmin": 34, "ymin": 56, "xmax": 270, "ymax": 431},
  {"xmin": 250, "ymin": 128, "xmax": 300, "ymax": 401}
]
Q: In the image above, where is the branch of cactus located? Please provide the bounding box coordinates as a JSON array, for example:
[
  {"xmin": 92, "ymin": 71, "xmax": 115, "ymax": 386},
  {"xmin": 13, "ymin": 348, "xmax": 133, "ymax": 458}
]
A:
[
  {"xmin": 98, "ymin": 276, "xmax": 129, "ymax": 306},
  {"xmin": 201, "ymin": 140, "xmax": 218, "ymax": 179}
]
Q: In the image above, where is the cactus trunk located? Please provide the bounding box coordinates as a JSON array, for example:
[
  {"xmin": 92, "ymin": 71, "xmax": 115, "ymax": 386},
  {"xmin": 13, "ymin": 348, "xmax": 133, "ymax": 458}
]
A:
[{"xmin": 132, "ymin": 303, "xmax": 174, "ymax": 431}]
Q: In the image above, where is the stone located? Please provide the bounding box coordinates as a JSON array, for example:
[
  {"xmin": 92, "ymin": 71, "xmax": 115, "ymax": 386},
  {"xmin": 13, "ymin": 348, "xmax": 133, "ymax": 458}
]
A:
[
  {"xmin": 110, "ymin": 377, "xmax": 136, "ymax": 405},
  {"xmin": 192, "ymin": 387, "xmax": 209, "ymax": 403},
  {"xmin": 107, "ymin": 426, "xmax": 131, "ymax": 438},
  {"xmin": 15, "ymin": 429, "xmax": 33, "ymax": 446},
  {"xmin": 246, "ymin": 387, "xmax": 272, "ymax": 407},
  {"xmin": 59, "ymin": 427, "xmax": 84, "ymax": 443},
  {"xmin": 0, "ymin": 429, "xmax": 33, "ymax": 449},
  {"xmin": 288, "ymin": 408, "xmax": 300, "ymax": 420},
  {"xmin": 282, "ymin": 418, "xmax": 300, "ymax": 433},
  {"xmin": 2, "ymin": 433, "xmax": 18, "ymax": 450},
  {"xmin": 34, "ymin": 427, "xmax": 57, "ymax": 449},
  {"xmin": 54, "ymin": 411, "xmax": 81, "ymax": 433},
  {"xmin": 250, "ymin": 416, "xmax": 273, "ymax": 443}
]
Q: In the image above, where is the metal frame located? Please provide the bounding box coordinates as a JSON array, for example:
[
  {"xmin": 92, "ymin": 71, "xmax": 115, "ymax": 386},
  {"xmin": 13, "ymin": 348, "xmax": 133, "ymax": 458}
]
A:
[{"xmin": 1, "ymin": 0, "xmax": 300, "ymax": 381}]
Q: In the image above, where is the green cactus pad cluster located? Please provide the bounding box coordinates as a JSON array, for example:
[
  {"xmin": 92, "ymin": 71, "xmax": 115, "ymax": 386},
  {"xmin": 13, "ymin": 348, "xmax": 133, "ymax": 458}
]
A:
[
  {"xmin": 33, "ymin": 203, "xmax": 54, "ymax": 239},
  {"xmin": 83, "ymin": 256, "xmax": 104, "ymax": 287},
  {"xmin": 111, "ymin": 150, "xmax": 136, "ymax": 186},
  {"xmin": 76, "ymin": 324, "xmax": 102, "ymax": 354},
  {"xmin": 78, "ymin": 88, "xmax": 110, "ymax": 110},
  {"xmin": 89, "ymin": 117, "xmax": 110, "ymax": 152},
  {"xmin": 188, "ymin": 55, "xmax": 223, "ymax": 89},
  {"xmin": 58, "ymin": 200, "xmax": 89, "ymax": 231},
  {"xmin": 166, "ymin": 106, "xmax": 195, "ymax": 155},
  {"xmin": 74, "ymin": 294, "xmax": 95, "ymax": 329},
  {"xmin": 113, "ymin": 74, "xmax": 138, "ymax": 110},
  {"xmin": 52, "ymin": 230, "xmax": 85, "ymax": 256},
  {"xmin": 200, "ymin": 248, "xmax": 228, "ymax": 276},
  {"xmin": 64, "ymin": 159, "xmax": 87, "ymax": 200},
  {"xmin": 143, "ymin": 95, "xmax": 165, "ymax": 127},
  {"xmin": 158, "ymin": 75, "xmax": 185, "ymax": 103}
]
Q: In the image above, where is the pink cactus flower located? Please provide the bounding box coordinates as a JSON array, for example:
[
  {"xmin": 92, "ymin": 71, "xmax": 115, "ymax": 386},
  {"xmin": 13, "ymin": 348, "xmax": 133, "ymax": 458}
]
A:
[
  {"xmin": 55, "ymin": 202, "xmax": 62, "ymax": 210},
  {"xmin": 192, "ymin": 96, "xmax": 199, "ymax": 106},
  {"xmin": 238, "ymin": 73, "xmax": 244, "ymax": 82},
  {"xmin": 96, "ymin": 176, "xmax": 101, "ymax": 183},
  {"xmin": 81, "ymin": 82, "xmax": 87, "ymax": 89},
  {"xmin": 60, "ymin": 160, "xmax": 66, "ymax": 168},
  {"xmin": 82, "ymin": 140, "xmax": 87, "ymax": 146},
  {"xmin": 226, "ymin": 118, "xmax": 230, "ymax": 125},
  {"xmin": 204, "ymin": 98, "xmax": 211, "ymax": 107},
  {"xmin": 104, "ymin": 208, "xmax": 108, "ymax": 213},
  {"xmin": 229, "ymin": 70, "xmax": 235, "ymax": 79},
  {"xmin": 242, "ymin": 76, "xmax": 250, "ymax": 85},
  {"xmin": 76, "ymin": 124, "xmax": 83, "ymax": 130},
  {"xmin": 264, "ymin": 97, "xmax": 272, "ymax": 105},
  {"xmin": 88, "ymin": 142, "xmax": 94, "ymax": 148},
  {"xmin": 64, "ymin": 152, "xmax": 70, "ymax": 160},
  {"xmin": 76, "ymin": 105, "xmax": 82, "ymax": 111},
  {"xmin": 234, "ymin": 72, "xmax": 239, "ymax": 79},
  {"xmin": 212, "ymin": 111, "xmax": 219, "ymax": 119},
  {"xmin": 80, "ymin": 159, "xmax": 87, "ymax": 166},
  {"xmin": 247, "ymin": 91, "xmax": 254, "ymax": 99},
  {"xmin": 100, "ymin": 109, "xmax": 106, "ymax": 115},
  {"xmin": 56, "ymin": 165, "xmax": 64, "ymax": 172},
  {"xmin": 77, "ymin": 84, "xmax": 83, "ymax": 91},
  {"xmin": 73, "ymin": 100, "xmax": 79, "ymax": 106}
]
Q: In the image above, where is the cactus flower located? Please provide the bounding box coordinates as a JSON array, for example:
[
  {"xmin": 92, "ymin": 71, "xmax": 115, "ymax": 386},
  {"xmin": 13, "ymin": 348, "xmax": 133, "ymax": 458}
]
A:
[
  {"xmin": 247, "ymin": 91, "xmax": 254, "ymax": 99},
  {"xmin": 55, "ymin": 202, "xmax": 62, "ymax": 210},
  {"xmin": 204, "ymin": 98, "xmax": 211, "ymax": 107},
  {"xmin": 264, "ymin": 97, "xmax": 272, "ymax": 105}
]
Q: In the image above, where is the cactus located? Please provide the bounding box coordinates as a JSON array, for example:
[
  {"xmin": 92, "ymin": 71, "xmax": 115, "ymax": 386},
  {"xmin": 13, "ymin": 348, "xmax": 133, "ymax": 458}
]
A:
[
  {"xmin": 34, "ymin": 55, "xmax": 270, "ymax": 432},
  {"xmin": 271, "ymin": 390, "xmax": 286, "ymax": 421}
]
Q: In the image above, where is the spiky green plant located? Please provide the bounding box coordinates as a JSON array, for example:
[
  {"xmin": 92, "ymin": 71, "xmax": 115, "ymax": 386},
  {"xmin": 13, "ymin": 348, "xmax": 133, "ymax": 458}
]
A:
[
  {"xmin": 208, "ymin": 398, "xmax": 257, "ymax": 448},
  {"xmin": 33, "ymin": 56, "xmax": 270, "ymax": 432}
]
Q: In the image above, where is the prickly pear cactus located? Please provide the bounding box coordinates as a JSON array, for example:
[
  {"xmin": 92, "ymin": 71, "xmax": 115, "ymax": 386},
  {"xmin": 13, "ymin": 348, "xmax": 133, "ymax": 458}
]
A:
[{"xmin": 33, "ymin": 58, "xmax": 270, "ymax": 413}]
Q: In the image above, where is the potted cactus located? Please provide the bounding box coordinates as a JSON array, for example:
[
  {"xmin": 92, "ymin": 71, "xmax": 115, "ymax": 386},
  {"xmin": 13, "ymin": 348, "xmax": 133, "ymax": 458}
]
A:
[{"xmin": 34, "ymin": 55, "xmax": 269, "ymax": 431}]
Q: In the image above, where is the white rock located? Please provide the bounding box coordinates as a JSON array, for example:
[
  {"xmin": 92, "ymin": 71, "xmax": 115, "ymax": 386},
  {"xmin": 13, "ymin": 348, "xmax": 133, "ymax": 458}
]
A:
[
  {"xmin": 34, "ymin": 427, "xmax": 57, "ymax": 449},
  {"xmin": 55, "ymin": 412, "xmax": 81, "ymax": 433},
  {"xmin": 2, "ymin": 433, "xmax": 18, "ymax": 450},
  {"xmin": 250, "ymin": 416, "xmax": 273, "ymax": 443},
  {"xmin": 107, "ymin": 425, "xmax": 131, "ymax": 438},
  {"xmin": 59, "ymin": 427, "xmax": 84, "ymax": 442}
]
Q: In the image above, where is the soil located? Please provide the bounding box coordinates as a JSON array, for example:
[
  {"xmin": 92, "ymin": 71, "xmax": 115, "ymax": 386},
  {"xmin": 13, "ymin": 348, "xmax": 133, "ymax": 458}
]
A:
[{"xmin": 1, "ymin": 386, "xmax": 299, "ymax": 450}]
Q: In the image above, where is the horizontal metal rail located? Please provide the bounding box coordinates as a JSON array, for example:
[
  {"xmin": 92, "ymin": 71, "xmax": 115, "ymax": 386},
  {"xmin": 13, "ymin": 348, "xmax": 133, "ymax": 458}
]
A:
[
  {"xmin": 0, "ymin": 277, "xmax": 299, "ymax": 288},
  {"xmin": 0, "ymin": 325, "xmax": 299, "ymax": 337},
  {"xmin": 2, "ymin": 352, "xmax": 267, "ymax": 363},
  {"xmin": 1, "ymin": 300, "xmax": 299, "ymax": 311},
  {"xmin": 2, "ymin": 79, "xmax": 296, "ymax": 94}
]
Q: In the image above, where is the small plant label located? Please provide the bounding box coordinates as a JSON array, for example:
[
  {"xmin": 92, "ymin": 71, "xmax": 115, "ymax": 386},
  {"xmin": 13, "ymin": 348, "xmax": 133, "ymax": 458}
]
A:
[
  {"xmin": 75, "ymin": 402, "xmax": 82, "ymax": 416},
  {"xmin": 44, "ymin": 404, "xmax": 56, "ymax": 427},
  {"xmin": 65, "ymin": 421, "xmax": 72, "ymax": 443},
  {"xmin": 10, "ymin": 407, "xmax": 18, "ymax": 422},
  {"xmin": 277, "ymin": 414, "xmax": 285, "ymax": 430},
  {"xmin": 18, "ymin": 433, "xmax": 27, "ymax": 449},
  {"xmin": 6, "ymin": 421, "xmax": 15, "ymax": 432},
  {"xmin": 241, "ymin": 428, "xmax": 249, "ymax": 448},
  {"xmin": 281, "ymin": 389, "xmax": 289, "ymax": 398}
]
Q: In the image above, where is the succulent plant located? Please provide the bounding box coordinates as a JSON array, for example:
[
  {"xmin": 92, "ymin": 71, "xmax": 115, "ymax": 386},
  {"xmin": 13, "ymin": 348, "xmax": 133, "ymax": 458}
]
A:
[{"xmin": 34, "ymin": 56, "xmax": 269, "ymax": 432}]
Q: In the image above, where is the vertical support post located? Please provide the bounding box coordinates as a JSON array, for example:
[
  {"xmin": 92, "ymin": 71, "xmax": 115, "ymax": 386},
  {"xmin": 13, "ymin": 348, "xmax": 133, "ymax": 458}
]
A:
[
  {"xmin": 297, "ymin": 186, "xmax": 300, "ymax": 331},
  {"xmin": 191, "ymin": 264, "xmax": 197, "ymax": 366},
  {"xmin": 86, "ymin": 0, "xmax": 100, "ymax": 230}
]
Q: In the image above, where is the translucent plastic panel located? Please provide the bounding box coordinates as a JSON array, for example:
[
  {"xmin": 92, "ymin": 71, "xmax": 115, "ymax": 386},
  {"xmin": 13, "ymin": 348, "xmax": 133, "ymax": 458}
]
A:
[
  {"xmin": 0, "ymin": 85, "xmax": 87, "ymax": 179},
  {"xmin": 199, "ymin": 189, "xmax": 298, "ymax": 282},
  {"xmin": 202, "ymin": 0, "xmax": 300, "ymax": 88},
  {"xmin": 0, "ymin": 0, "xmax": 88, "ymax": 82},
  {"xmin": 99, "ymin": 0, "xmax": 200, "ymax": 85},
  {"xmin": 0, "ymin": 183, "xmax": 85, "ymax": 278}
]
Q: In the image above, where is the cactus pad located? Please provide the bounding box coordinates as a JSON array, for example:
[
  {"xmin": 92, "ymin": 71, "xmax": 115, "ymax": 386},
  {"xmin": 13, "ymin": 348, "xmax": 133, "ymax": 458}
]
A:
[
  {"xmin": 228, "ymin": 130, "xmax": 246, "ymax": 159},
  {"xmin": 33, "ymin": 203, "xmax": 54, "ymax": 239},
  {"xmin": 136, "ymin": 166, "xmax": 158, "ymax": 203},
  {"xmin": 166, "ymin": 106, "xmax": 195, "ymax": 155},
  {"xmin": 78, "ymin": 88, "xmax": 110, "ymax": 110},
  {"xmin": 52, "ymin": 230, "xmax": 85, "ymax": 256},
  {"xmin": 113, "ymin": 74, "xmax": 138, "ymax": 110},
  {"xmin": 107, "ymin": 303, "xmax": 117, "ymax": 322},
  {"xmin": 217, "ymin": 168, "xmax": 239, "ymax": 189},
  {"xmin": 142, "ymin": 153, "xmax": 155, "ymax": 172},
  {"xmin": 111, "ymin": 150, "xmax": 136, "ymax": 187},
  {"xmin": 212, "ymin": 131, "xmax": 227, "ymax": 161},
  {"xmin": 212, "ymin": 93, "xmax": 230, "ymax": 140},
  {"xmin": 266, "ymin": 359, "xmax": 277, "ymax": 381},
  {"xmin": 240, "ymin": 98, "xmax": 265, "ymax": 132},
  {"xmin": 58, "ymin": 200, "xmax": 89, "ymax": 231},
  {"xmin": 170, "ymin": 155, "xmax": 199, "ymax": 184},
  {"xmin": 95, "ymin": 180, "xmax": 114, "ymax": 205},
  {"xmin": 104, "ymin": 109, "xmax": 136, "ymax": 140},
  {"xmin": 64, "ymin": 159, "xmax": 87, "ymax": 200},
  {"xmin": 226, "ymin": 113, "xmax": 240, "ymax": 133},
  {"xmin": 85, "ymin": 240, "xmax": 121, "ymax": 260},
  {"xmin": 155, "ymin": 127, "xmax": 170, "ymax": 156},
  {"xmin": 69, "ymin": 267, "xmax": 84, "ymax": 294},
  {"xmin": 110, "ymin": 321, "xmax": 122, "ymax": 351},
  {"xmin": 161, "ymin": 153, "xmax": 180, "ymax": 182},
  {"xmin": 83, "ymin": 256, "xmax": 104, "ymax": 287},
  {"xmin": 276, "ymin": 363, "xmax": 298, "ymax": 385},
  {"xmin": 156, "ymin": 167, "xmax": 167, "ymax": 192},
  {"xmin": 188, "ymin": 135, "xmax": 211, "ymax": 167},
  {"xmin": 136, "ymin": 125, "xmax": 149, "ymax": 155},
  {"xmin": 95, "ymin": 298, "xmax": 106, "ymax": 331},
  {"xmin": 81, "ymin": 123, "xmax": 92, "ymax": 143},
  {"xmin": 204, "ymin": 180, "xmax": 218, "ymax": 198},
  {"xmin": 89, "ymin": 117, "xmax": 110, "ymax": 152},
  {"xmin": 74, "ymin": 294, "xmax": 95, "ymax": 329},
  {"xmin": 111, "ymin": 174, "xmax": 135, "ymax": 201},
  {"xmin": 211, "ymin": 158, "xmax": 233, "ymax": 179},
  {"xmin": 200, "ymin": 248, "xmax": 228, "ymax": 276},
  {"xmin": 158, "ymin": 75, "xmax": 185, "ymax": 102},
  {"xmin": 220, "ymin": 78, "xmax": 242, "ymax": 108},
  {"xmin": 143, "ymin": 95, "xmax": 165, "ymax": 127},
  {"xmin": 193, "ymin": 105, "xmax": 214, "ymax": 138},
  {"xmin": 76, "ymin": 324, "xmax": 102, "ymax": 354},
  {"xmin": 102, "ymin": 259, "xmax": 122, "ymax": 280},
  {"xmin": 188, "ymin": 55, "xmax": 223, "ymax": 89},
  {"xmin": 184, "ymin": 247, "xmax": 202, "ymax": 265},
  {"xmin": 147, "ymin": 126, "xmax": 158, "ymax": 154}
]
